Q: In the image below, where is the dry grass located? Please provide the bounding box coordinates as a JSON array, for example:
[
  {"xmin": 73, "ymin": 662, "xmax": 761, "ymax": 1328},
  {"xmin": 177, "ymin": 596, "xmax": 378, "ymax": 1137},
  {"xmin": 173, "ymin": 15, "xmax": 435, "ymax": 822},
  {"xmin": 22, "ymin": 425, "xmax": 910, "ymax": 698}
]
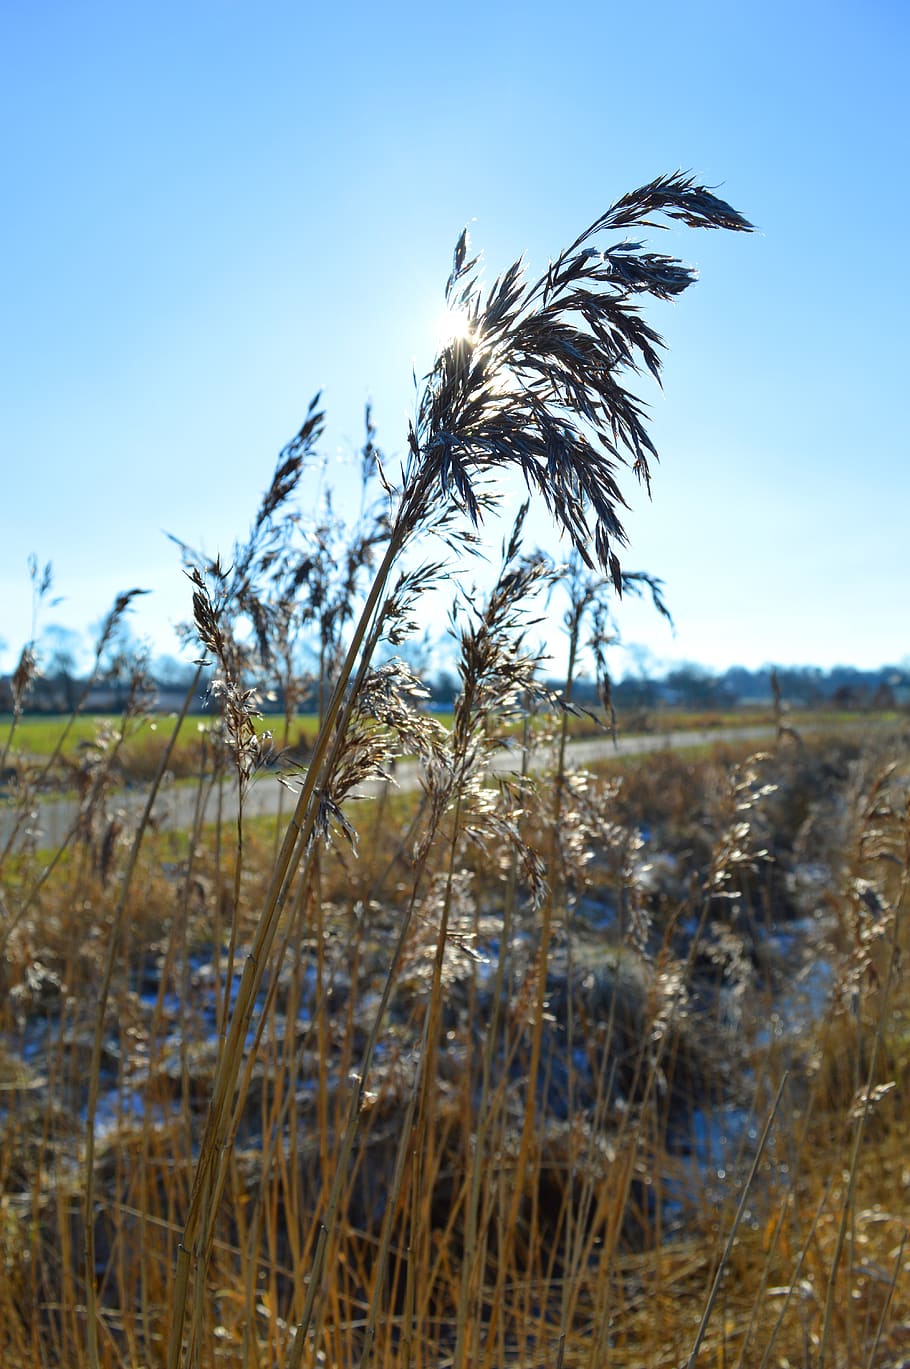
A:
[
  {"xmin": 2, "ymin": 727, "xmax": 908, "ymax": 1368},
  {"xmin": 3, "ymin": 175, "xmax": 909, "ymax": 1369}
]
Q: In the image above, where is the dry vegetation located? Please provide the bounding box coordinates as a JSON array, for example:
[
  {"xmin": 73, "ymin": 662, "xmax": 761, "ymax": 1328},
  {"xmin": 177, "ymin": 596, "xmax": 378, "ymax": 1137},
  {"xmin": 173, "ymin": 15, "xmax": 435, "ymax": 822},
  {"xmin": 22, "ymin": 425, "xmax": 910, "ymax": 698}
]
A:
[{"xmin": 2, "ymin": 175, "xmax": 908, "ymax": 1368}]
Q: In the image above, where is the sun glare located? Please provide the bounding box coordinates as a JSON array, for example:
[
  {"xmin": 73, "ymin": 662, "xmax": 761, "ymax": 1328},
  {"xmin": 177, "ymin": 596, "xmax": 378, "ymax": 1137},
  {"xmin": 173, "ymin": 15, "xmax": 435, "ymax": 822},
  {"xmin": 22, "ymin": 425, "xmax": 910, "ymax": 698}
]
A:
[{"xmin": 434, "ymin": 305, "xmax": 473, "ymax": 348}]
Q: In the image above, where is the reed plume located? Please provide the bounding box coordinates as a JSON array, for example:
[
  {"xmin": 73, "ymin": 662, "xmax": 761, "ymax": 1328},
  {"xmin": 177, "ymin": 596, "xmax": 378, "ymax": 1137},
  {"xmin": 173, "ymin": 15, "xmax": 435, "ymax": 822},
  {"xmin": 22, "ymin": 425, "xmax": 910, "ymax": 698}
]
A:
[{"xmin": 161, "ymin": 172, "xmax": 753, "ymax": 1369}]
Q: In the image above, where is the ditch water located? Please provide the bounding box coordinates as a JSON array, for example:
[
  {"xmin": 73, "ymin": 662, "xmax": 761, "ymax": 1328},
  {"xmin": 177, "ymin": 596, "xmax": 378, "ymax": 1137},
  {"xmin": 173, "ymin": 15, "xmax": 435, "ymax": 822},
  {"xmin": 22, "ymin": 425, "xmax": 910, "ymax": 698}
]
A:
[
  {"xmin": 565, "ymin": 872, "xmax": 840, "ymax": 1226},
  {"xmin": 2, "ymin": 853, "xmax": 840, "ymax": 1235}
]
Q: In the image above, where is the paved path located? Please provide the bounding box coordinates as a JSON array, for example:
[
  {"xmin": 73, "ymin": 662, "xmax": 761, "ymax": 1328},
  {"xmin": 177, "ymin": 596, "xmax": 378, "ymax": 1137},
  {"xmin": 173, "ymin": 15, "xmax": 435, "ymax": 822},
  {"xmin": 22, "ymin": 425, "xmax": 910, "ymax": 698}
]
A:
[{"xmin": 0, "ymin": 722, "xmax": 883, "ymax": 852}]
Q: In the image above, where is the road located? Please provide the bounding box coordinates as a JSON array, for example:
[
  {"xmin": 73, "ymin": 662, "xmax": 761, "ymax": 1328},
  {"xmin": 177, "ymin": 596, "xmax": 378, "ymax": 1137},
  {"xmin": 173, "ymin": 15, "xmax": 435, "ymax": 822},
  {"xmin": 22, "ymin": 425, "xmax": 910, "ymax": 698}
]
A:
[
  {"xmin": 1, "ymin": 721, "xmax": 891, "ymax": 852},
  {"xmin": 0, "ymin": 724, "xmax": 785, "ymax": 852}
]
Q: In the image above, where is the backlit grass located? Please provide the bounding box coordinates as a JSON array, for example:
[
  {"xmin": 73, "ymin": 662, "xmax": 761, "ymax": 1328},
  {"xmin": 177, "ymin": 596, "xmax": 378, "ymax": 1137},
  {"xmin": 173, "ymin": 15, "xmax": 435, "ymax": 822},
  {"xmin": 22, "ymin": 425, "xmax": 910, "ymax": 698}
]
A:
[{"xmin": 4, "ymin": 175, "xmax": 908, "ymax": 1369}]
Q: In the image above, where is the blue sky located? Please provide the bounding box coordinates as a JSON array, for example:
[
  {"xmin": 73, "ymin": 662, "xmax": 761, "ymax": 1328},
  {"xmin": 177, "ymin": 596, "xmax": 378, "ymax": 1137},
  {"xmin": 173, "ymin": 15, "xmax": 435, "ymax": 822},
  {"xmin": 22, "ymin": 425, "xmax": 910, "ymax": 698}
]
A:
[{"xmin": 2, "ymin": 1, "xmax": 908, "ymax": 680}]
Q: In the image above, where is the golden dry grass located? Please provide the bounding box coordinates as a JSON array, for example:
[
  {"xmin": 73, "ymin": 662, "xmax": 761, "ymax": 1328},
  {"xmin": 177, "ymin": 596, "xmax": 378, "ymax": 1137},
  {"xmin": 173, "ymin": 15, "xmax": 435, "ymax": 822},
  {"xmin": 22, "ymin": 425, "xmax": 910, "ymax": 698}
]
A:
[{"xmin": 5, "ymin": 175, "xmax": 908, "ymax": 1369}]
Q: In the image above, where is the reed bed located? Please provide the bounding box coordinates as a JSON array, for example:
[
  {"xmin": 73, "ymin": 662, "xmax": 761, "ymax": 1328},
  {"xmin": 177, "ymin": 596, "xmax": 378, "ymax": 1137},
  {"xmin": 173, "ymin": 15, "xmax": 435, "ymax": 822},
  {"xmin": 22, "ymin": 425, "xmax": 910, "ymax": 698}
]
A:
[{"xmin": 2, "ymin": 175, "xmax": 908, "ymax": 1368}]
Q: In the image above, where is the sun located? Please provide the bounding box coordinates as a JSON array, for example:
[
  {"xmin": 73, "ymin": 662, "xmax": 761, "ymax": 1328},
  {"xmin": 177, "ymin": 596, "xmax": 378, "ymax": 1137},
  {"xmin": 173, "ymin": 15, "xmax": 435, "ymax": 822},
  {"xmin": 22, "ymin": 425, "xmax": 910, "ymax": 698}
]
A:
[{"xmin": 434, "ymin": 305, "xmax": 474, "ymax": 349}]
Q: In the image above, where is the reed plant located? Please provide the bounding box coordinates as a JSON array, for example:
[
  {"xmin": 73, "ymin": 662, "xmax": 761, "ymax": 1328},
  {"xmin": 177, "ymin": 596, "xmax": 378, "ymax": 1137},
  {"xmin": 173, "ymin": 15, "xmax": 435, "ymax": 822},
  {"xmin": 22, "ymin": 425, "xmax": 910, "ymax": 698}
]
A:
[
  {"xmin": 2, "ymin": 172, "xmax": 909, "ymax": 1369},
  {"xmin": 160, "ymin": 171, "xmax": 754, "ymax": 1369}
]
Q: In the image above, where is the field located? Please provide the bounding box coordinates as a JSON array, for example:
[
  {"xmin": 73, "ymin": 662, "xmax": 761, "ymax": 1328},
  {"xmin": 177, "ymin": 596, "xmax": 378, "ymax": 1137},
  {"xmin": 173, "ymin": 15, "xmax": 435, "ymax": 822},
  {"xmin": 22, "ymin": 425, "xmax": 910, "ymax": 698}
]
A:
[{"xmin": 2, "ymin": 175, "xmax": 908, "ymax": 1368}]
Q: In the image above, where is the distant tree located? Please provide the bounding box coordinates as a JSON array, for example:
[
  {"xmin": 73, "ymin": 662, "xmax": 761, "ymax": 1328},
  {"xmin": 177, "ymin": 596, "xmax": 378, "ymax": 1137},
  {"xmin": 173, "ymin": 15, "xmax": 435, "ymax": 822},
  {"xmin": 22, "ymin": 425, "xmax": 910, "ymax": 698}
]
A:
[
  {"xmin": 664, "ymin": 662, "xmax": 719, "ymax": 709},
  {"xmin": 620, "ymin": 642, "xmax": 661, "ymax": 708},
  {"xmin": 92, "ymin": 615, "xmax": 149, "ymax": 710},
  {"xmin": 43, "ymin": 624, "xmax": 84, "ymax": 711},
  {"xmin": 870, "ymin": 681, "xmax": 895, "ymax": 709},
  {"xmin": 428, "ymin": 669, "xmax": 458, "ymax": 706},
  {"xmin": 152, "ymin": 654, "xmax": 203, "ymax": 689}
]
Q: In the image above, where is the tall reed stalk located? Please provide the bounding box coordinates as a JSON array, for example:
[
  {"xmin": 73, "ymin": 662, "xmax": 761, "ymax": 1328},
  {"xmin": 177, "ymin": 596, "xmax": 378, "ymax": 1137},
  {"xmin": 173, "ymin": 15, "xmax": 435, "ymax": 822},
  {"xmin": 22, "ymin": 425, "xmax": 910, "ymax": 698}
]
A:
[{"xmin": 149, "ymin": 173, "xmax": 754, "ymax": 1368}]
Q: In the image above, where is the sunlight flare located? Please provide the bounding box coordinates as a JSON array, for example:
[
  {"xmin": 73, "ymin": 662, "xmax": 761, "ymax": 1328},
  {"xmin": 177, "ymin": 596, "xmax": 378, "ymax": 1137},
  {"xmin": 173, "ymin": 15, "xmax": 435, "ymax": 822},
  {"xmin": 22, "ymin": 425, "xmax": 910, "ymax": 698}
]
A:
[{"xmin": 434, "ymin": 304, "xmax": 474, "ymax": 349}]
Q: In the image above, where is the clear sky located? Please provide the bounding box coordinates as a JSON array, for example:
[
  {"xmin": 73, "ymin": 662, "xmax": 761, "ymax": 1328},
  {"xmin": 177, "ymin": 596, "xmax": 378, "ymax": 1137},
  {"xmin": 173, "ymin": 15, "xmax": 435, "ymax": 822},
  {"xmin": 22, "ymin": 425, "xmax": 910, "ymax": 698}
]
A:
[{"xmin": 2, "ymin": 0, "xmax": 908, "ymax": 680}]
